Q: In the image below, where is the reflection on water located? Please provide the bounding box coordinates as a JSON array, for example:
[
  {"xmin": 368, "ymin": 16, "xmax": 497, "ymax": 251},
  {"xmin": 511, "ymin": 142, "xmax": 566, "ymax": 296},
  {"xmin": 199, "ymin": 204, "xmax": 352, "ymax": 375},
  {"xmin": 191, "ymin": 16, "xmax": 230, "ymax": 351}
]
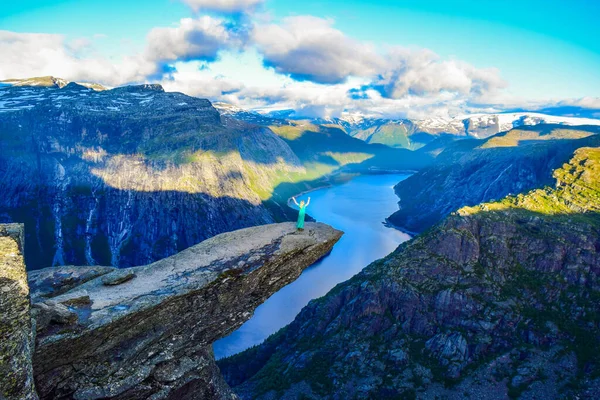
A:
[{"xmin": 213, "ymin": 174, "xmax": 411, "ymax": 359}]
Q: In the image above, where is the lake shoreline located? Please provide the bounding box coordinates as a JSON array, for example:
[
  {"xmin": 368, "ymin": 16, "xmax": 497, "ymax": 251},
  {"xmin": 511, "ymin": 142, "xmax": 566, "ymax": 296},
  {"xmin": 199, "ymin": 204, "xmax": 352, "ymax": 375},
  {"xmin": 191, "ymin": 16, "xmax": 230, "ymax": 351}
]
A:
[
  {"xmin": 214, "ymin": 173, "xmax": 413, "ymax": 359},
  {"xmin": 286, "ymin": 169, "xmax": 415, "ymax": 210},
  {"xmin": 384, "ymin": 218, "xmax": 420, "ymax": 237}
]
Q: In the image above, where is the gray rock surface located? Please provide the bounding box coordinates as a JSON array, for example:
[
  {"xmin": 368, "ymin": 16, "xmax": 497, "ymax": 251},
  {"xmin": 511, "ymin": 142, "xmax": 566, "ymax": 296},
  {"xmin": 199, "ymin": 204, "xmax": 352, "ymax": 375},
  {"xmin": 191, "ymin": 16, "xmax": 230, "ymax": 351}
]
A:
[
  {"xmin": 0, "ymin": 223, "xmax": 38, "ymax": 400},
  {"xmin": 28, "ymin": 265, "xmax": 115, "ymax": 302},
  {"xmin": 30, "ymin": 222, "xmax": 342, "ymax": 399}
]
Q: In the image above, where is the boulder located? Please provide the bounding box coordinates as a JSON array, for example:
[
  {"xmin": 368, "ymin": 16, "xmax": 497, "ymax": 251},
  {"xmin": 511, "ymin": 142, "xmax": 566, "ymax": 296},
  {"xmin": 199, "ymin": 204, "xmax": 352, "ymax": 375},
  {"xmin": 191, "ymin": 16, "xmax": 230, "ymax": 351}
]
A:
[{"xmin": 28, "ymin": 266, "xmax": 115, "ymax": 302}]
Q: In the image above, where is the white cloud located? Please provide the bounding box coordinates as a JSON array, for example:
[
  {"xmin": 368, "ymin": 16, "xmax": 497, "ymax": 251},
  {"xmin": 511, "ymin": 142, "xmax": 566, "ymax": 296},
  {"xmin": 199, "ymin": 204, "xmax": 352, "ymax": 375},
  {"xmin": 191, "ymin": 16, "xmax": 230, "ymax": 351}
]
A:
[
  {"xmin": 0, "ymin": 26, "xmax": 511, "ymax": 120},
  {"xmin": 146, "ymin": 46, "xmax": 509, "ymax": 120},
  {"xmin": 373, "ymin": 48, "xmax": 506, "ymax": 99},
  {"xmin": 250, "ymin": 16, "xmax": 506, "ymax": 106},
  {"xmin": 144, "ymin": 16, "xmax": 241, "ymax": 70},
  {"xmin": 252, "ymin": 16, "xmax": 385, "ymax": 84},
  {"xmin": 160, "ymin": 61, "xmax": 245, "ymax": 98},
  {"xmin": 0, "ymin": 31, "xmax": 153, "ymax": 86},
  {"xmin": 557, "ymin": 97, "xmax": 600, "ymax": 109},
  {"xmin": 180, "ymin": 0, "xmax": 263, "ymax": 13},
  {"xmin": 0, "ymin": 16, "xmax": 240, "ymax": 86},
  {"xmin": 67, "ymin": 37, "xmax": 93, "ymax": 53},
  {"xmin": 3, "ymin": 10, "xmax": 593, "ymax": 121}
]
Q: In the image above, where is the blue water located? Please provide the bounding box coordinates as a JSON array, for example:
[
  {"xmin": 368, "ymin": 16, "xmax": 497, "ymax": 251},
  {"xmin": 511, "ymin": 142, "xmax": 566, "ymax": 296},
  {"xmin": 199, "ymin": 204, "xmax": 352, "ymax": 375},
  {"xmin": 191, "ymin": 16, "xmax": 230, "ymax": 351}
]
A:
[{"xmin": 213, "ymin": 173, "xmax": 411, "ymax": 359}]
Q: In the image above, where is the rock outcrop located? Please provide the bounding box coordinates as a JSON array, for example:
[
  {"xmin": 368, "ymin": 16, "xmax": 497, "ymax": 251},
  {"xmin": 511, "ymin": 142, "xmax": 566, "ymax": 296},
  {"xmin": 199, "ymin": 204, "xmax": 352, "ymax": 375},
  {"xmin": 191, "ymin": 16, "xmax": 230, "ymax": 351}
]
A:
[
  {"xmin": 29, "ymin": 222, "xmax": 342, "ymax": 399},
  {"xmin": 220, "ymin": 148, "xmax": 600, "ymax": 399},
  {"xmin": 388, "ymin": 124, "xmax": 600, "ymax": 233},
  {"xmin": 0, "ymin": 223, "xmax": 38, "ymax": 400}
]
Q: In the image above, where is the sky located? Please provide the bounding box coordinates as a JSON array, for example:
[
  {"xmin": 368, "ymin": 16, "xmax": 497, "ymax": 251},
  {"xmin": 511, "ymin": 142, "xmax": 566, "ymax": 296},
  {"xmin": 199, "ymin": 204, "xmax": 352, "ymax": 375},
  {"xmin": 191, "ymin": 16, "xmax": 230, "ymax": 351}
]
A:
[{"xmin": 1, "ymin": 0, "xmax": 599, "ymax": 119}]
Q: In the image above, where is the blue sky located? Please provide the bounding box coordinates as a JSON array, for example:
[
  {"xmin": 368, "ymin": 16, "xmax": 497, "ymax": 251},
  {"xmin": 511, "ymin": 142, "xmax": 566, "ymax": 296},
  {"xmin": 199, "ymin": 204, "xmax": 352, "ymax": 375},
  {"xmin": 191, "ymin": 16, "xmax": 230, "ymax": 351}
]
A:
[{"xmin": 1, "ymin": 0, "xmax": 599, "ymax": 118}]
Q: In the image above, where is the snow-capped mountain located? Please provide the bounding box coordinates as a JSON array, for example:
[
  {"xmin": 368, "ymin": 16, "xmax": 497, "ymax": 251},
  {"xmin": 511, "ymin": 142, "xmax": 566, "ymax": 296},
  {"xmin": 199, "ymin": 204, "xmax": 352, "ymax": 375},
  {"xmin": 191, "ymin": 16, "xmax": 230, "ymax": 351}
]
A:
[
  {"xmin": 5, "ymin": 81, "xmax": 585, "ymax": 150},
  {"xmin": 215, "ymin": 103, "xmax": 600, "ymax": 150},
  {"xmin": 415, "ymin": 112, "xmax": 600, "ymax": 139},
  {"xmin": 0, "ymin": 81, "xmax": 205, "ymax": 117},
  {"xmin": 0, "ymin": 76, "xmax": 107, "ymax": 91},
  {"xmin": 214, "ymin": 102, "xmax": 290, "ymax": 126}
]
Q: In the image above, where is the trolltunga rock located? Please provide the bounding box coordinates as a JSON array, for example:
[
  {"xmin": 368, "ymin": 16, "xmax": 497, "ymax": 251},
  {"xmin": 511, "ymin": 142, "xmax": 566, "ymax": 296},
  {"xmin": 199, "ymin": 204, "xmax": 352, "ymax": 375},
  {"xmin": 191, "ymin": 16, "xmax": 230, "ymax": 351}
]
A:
[{"xmin": 29, "ymin": 222, "xmax": 342, "ymax": 400}]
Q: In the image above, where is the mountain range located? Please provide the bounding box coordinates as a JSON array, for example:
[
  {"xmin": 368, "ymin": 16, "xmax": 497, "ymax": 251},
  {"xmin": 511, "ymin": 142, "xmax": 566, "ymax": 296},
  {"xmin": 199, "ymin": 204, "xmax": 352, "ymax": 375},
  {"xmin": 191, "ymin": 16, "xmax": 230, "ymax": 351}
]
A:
[
  {"xmin": 389, "ymin": 124, "xmax": 600, "ymax": 232},
  {"xmin": 216, "ymin": 102, "xmax": 600, "ymax": 150}
]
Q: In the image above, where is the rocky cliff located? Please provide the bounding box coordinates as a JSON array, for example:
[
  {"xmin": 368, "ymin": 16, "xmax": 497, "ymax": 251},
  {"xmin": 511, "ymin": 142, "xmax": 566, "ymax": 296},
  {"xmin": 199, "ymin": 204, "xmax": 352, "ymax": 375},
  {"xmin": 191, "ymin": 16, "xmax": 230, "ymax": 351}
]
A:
[
  {"xmin": 0, "ymin": 83, "xmax": 308, "ymax": 268},
  {"xmin": 0, "ymin": 82, "xmax": 424, "ymax": 269},
  {"xmin": 27, "ymin": 222, "xmax": 342, "ymax": 399},
  {"xmin": 389, "ymin": 124, "xmax": 600, "ymax": 233},
  {"xmin": 219, "ymin": 147, "xmax": 600, "ymax": 399},
  {"xmin": 0, "ymin": 223, "xmax": 38, "ymax": 400}
]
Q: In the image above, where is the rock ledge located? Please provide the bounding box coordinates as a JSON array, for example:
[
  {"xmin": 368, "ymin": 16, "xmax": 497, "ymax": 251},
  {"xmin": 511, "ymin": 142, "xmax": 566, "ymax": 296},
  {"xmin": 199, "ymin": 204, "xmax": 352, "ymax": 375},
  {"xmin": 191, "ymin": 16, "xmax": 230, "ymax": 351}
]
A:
[{"xmin": 30, "ymin": 222, "xmax": 342, "ymax": 400}]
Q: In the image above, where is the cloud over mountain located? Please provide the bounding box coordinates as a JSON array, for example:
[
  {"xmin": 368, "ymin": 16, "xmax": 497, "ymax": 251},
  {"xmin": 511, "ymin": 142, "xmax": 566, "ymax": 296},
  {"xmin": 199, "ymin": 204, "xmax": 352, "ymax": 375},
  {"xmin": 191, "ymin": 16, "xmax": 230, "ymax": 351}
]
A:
[
  {"xmin": 0, "ymin": 15, "xmax": 243, "ymax": 86},
  {"xmin": 248, "ymin": 16, "xmax": 506, "ymax": 106},
  {"xmin": 145, "ymin": 16, "xmax": 242, "ymax": 67},
  {"xmin": 372, "ymin": 48, "xmax": 507, "ymax": 99},
  {"xmin": 252, "ymin": 16, "xmax": 384, "ymax": 84},
  {"xmin": 0, "ymin": 31, "xmax": 153, "ymax": 86},
  {"xmin": 1, "ymin": 3, "xmax": 597, "ymax": 121}
]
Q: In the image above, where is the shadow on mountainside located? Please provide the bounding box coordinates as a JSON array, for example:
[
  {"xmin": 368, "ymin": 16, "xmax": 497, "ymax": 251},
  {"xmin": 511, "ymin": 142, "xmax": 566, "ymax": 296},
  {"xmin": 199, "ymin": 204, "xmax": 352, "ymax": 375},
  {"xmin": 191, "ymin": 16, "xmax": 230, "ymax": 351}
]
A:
[
  {"xmin": 1, "ymin": 187, "xmax": 274, "ymax": 270},
  {"xmin": 0, "ymin": 96, "xmax": 432, "ymax": 269},
  {"xmin": 270, "ymin": 123, "xmax": 429, "ymax": 169}
]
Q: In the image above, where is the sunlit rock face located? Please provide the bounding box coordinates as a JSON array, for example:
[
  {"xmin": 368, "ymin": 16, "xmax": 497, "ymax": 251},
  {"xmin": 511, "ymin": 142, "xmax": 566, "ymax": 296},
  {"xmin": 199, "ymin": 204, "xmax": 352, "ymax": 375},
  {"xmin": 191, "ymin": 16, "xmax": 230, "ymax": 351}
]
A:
[
  {"xmin": 220, "ymin": 148, "xmax": 600, "ymax": 399},
  {"xmin": 0, "ymin": 84, "xmax": 303, "ymax": 268},
  {"xmin": 28, "ymin": 222, "xmax": 342, "ymax": 400},
  {"xmin": 0, "ymin": 223, "xmax": 38, "ymax": 400}
]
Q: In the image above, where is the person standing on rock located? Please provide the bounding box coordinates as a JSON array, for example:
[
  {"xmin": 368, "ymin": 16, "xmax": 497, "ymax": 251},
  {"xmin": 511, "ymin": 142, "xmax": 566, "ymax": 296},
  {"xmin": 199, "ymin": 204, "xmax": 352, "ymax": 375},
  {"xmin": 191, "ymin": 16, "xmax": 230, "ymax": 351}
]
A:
[{"xmin": 292, "ymin": 197, "xmax": 310, "ymax": 231}]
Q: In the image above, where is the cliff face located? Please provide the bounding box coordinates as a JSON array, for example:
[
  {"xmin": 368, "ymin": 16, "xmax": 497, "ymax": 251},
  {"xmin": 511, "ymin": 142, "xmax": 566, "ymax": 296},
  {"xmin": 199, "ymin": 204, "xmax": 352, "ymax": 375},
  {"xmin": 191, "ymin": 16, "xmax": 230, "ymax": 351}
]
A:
[
  {"xmin": 28, "ymin": 222, "xmax": 342, "ymax": 400},
  {"xmin": 388, "ymin": 125, "xmax": 600, "ymax": 233},
  {"xmin": 220, "ymin": 148, "xmax": 600, "ymax": 399},
  {"xmin": 0, "ymin": 83, "xmax": 428, "ymax": 270},
  {"xmin": 0, "ymin": 84, "xmax": 305, "ymax": 268},
  {"xmin": 0, "ymin": 224, "xmax": 38, "ymax": 400}
]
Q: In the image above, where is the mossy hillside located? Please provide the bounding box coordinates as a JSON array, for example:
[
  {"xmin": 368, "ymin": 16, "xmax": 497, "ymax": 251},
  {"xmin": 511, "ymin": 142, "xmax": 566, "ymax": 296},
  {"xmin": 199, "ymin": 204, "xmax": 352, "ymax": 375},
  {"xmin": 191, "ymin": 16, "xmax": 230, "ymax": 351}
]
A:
[
  {"xmin": 270, "ymin": 122, "xmax": 320, "ymax": 140},
  {"xmin": 459, "ymin": 146, "xmax": 600, "ymax": 225}
]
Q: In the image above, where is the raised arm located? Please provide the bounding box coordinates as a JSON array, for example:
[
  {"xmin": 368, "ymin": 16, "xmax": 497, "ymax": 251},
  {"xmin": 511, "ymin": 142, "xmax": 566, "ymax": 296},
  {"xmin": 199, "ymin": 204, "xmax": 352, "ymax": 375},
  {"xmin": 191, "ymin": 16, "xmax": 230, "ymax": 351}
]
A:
[
  {"xmin": 306, "ymin": 197, "xmax": 311, "ymax": 206},
  {"xmin": 292, "ymin": 197, "xmax": 300, "ymax": 206}
]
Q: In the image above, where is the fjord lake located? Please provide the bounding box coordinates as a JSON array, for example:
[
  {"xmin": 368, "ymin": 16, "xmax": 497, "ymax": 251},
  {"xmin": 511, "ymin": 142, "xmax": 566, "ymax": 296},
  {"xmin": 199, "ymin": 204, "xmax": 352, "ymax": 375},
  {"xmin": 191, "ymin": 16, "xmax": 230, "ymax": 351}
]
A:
[{"xmin": 213, "ymin": 173, "xmax": 412, "ymax": 359}]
